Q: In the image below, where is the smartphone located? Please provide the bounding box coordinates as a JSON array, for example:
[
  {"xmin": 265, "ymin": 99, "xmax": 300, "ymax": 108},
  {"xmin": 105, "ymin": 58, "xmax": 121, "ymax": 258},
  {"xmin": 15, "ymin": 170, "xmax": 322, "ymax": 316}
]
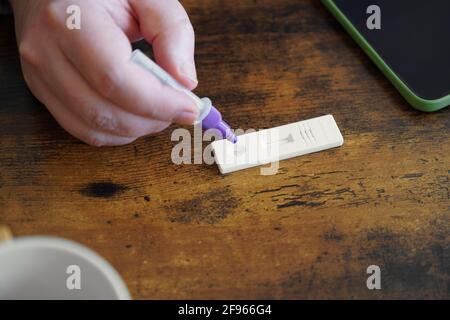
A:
[{"xmin": 323, "ymin": 0, "xmax": 450, "ymax": 112}]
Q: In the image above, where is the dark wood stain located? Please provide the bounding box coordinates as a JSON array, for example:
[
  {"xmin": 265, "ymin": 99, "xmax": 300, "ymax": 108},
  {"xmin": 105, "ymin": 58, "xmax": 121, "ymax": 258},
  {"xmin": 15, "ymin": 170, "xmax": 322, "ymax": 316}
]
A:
[
  {"xmin": 166, "ymin": 187, "xmax": 238, "ymax": 224},
  {"xmin": 79, "ymin": 182, "xmax": 128, "ymax": 198}
]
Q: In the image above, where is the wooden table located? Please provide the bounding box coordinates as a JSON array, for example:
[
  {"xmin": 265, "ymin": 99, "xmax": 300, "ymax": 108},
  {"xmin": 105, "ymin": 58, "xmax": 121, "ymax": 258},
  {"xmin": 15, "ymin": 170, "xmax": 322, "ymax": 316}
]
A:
[{"xmin": 0, "ymin": 0, "xmax": 449, "ymax": 299}]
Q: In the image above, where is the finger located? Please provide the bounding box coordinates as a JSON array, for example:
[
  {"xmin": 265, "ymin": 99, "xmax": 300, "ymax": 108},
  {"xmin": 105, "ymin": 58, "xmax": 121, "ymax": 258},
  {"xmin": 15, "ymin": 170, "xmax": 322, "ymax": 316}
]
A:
[
  {"xmin": 102, "ymin": 1, "xmax": 142, "ymax": 42},
  {"xmin": 38, "ymin": 45, "xmax": 171, "ymax": 138},
  {"xmin": 130, "ymin": 0, "xmax": 198, "ymax": 90},
  {"xmin": 22, "ymin": 62, "xmax": 137, "ymax": 147},
  {"xmin": 57, "ymin": 8, "xmax": 198, "ymax": 124}
]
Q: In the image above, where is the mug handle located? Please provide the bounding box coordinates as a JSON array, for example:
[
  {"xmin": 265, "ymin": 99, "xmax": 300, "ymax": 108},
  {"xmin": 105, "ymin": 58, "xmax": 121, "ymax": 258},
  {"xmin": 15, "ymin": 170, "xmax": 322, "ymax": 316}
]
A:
[{"xmin": 0, "ymin": 225, "xmax": 12, "ymax": 242}]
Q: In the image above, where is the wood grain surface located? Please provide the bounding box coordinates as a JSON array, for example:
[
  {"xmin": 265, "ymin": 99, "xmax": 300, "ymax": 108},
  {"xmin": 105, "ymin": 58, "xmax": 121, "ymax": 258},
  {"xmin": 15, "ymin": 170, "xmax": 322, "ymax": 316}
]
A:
[{"xmin": 0, "ymin": 0, "xmax": 449, "ymax": 299}]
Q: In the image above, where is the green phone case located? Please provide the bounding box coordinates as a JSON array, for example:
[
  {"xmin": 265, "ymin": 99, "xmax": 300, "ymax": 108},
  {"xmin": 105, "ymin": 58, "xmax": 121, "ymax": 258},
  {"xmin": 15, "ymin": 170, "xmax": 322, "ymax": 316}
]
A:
[{"xmin": 322, "ymin": 0, "xmax": 450, "ymax": 112}]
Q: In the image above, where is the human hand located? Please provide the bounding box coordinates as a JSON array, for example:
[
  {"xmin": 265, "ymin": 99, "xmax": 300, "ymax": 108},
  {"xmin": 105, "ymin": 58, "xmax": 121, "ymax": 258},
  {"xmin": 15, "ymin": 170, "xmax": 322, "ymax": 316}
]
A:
[{"xmin": 11, "ymin": 0, "xmax": 198, "ymax": 146}]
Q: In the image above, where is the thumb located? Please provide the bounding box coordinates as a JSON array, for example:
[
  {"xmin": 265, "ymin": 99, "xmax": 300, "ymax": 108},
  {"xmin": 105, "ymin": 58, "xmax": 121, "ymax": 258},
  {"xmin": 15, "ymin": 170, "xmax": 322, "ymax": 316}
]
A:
[{"xmin": 130, "ymin": 0, "xmax": 198, "ymax": 90}]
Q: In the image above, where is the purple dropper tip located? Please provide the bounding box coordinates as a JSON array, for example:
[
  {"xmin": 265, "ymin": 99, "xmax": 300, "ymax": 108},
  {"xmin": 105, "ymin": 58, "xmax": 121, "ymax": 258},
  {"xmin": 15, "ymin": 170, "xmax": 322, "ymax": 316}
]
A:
[
  {"xmin": 202, "ymin": 105, "xmax": 237, "ymax": 144},
  {"xmin": 228, "ymin": 132, "xmax": 238, "ymax": 144}
]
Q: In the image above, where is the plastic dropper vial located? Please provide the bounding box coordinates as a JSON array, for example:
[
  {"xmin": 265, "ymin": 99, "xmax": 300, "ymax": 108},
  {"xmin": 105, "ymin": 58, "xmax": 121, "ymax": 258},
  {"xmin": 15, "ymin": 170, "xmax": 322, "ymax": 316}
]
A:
[{"xmin": 130, "ymin": 50, "xmax": 237, "ymax": 144}]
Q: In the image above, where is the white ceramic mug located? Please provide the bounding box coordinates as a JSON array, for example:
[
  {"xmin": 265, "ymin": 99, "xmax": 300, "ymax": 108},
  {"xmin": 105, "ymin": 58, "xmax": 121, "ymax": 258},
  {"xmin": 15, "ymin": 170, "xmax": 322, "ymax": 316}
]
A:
[{"xmin": 0, "ymin": 230, "xmax": 130, "ymax": 300}]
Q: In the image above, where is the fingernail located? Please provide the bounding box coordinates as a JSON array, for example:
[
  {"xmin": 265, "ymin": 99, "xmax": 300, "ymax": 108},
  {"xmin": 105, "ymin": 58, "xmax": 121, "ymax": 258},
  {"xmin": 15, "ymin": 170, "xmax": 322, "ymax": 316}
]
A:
[
  {"xmin": 180, "ymin": 60, "xmax": 198, "ymax": 86},
  {"xmin": 175, "ymin": 110, "xmax": 198, "ymax": 125}
]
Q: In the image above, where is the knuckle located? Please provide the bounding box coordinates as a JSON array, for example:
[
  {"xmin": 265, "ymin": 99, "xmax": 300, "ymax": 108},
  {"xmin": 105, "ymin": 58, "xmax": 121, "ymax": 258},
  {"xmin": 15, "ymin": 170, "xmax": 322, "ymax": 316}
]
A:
[
  {"xmin": 18, "ymin": 42, "xmax": 40, "ymax": 68},
  {"xmin": 85, "ymin": 133, "xmax": 107, "ymax": 147},
  {"xmin": 116, "ymin": 122, "xmax": 143, "ymax": 138},
  {"xmin": 118, "ymin": 120, "xmax": 170, "ymax": 138},
  {"xmin": 85, "ymin": 106, "xmax": 118, "ymax": 132},
  {"xmin": 116, "ymin": 120, "xmax": 169, "ymax": 138},
  {"xmin": 97, "ymin": 67, "xmax": 123, "ymax": 99}
]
